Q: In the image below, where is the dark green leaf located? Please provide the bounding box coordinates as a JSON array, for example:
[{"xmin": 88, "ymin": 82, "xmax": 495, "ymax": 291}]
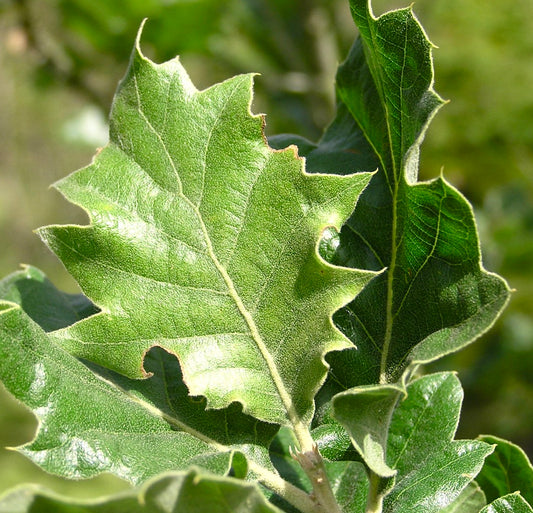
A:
[
  {"xmin": 476, "ymin": 435, "xmax": 533, "ymax": 505},
  {"xmin": 0, "ymin": 265, "xmax": 98, "ymax": 332},
  {"xmin": 299, "ymin": 0, "xmax": 511, "ymax": 392},
  {"xmin": 325, "ymin": 461, "xmax": 369, "ymax": 513}
]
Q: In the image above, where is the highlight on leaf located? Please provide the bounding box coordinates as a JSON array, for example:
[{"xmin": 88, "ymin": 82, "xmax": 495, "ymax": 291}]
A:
[{"xmin": 0, "ymin": 1, "xmax": 522, "ymax": 513}]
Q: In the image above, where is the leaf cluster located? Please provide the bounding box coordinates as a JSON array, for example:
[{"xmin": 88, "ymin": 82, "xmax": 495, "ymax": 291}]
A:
[{"xmin": 0, "ymin": 1, "xmax": 530, "ymax": 512}]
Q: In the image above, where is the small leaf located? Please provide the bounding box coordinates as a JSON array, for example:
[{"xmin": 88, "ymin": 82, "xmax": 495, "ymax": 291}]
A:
[
  {"xmin": 332, "ymin": 383, "xmax": 405, "ymax": 477},
  {"xmin": 325, "ymin": 461, "xmax": 369, "ymax": 513},
  {"xmin": 0, "ymin": 303, "xmax": 277, "ymax": 484},
  {"xmin": 38, "ymin": 26, "xmax": 376, "ymax": 431},
  {"xmin": 480, "ymin": 493, "xmax": 533, "ymax": 513},
  {"xmin": 333, "ymin": 373, "xmax": 493, "ymax": 512},
  {"xmin": 475, "ymin": 435, "xmax": 533, "ymax": 505},
  {"xmin": 0, "ymin": 469, "xmax": 283, "ymax": 513}
]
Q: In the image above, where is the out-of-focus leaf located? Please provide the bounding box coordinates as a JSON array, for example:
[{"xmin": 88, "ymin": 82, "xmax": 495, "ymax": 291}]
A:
[
  {"xmin": 0, "ymin": 303, "xmax": 277, "ymax": 484},
  {"xmin": 38, "ymin": 27, "xmax": 375, "ymax": 431},
  {"xmin": 0, "ymin": 468, "xmax": 283, "ymax": 513},
  {"xmin": 480, "ymin": 493, "xmax": 533, "ymax": 513},
  {"xmin": 333, "ymin": 373, "xmax": 493, "ymax": 511},
  {"xmin": 475, "ymin": 435, "xmax": 533, "ymax": 505}
]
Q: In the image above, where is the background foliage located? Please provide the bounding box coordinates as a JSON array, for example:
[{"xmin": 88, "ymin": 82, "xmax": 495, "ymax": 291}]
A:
[{"xmin": 0, "ymin": 0, "xmax": 531, "ymax": 499}]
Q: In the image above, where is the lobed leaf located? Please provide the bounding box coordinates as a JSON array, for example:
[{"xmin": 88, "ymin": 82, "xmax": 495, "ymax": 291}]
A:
[
  {"xmin": 333, "ymin": 373, "xmax": 493, "ymax": 511},
  {"xmin": 0, "ymin": 468, "xmax": 283, "ymax": 513},
  {"xmin": 0, "ymin": 299, "xmax": 278, "ymax": 484},
  {"xmin": 37, "ymin": 25, "xmax": 376, "ymax": 431},
  {"xmin": 271, "ymin": 0, "xmax": 511, "ymax": 392}
]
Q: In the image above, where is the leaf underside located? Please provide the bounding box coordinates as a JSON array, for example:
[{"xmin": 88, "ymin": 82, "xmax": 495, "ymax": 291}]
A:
[
  {"xmin": 36, "ymin": 29, "xmax": 375, "ymax": 430},
  {"xmin": 0, "ymin": 295, "xmax": 278, "ymax": 485}
]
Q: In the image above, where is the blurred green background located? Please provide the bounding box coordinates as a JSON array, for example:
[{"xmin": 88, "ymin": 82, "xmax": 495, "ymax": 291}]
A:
[{"xmin": 0, "ymin": 0, "xmax": 532, "ymax": 500}]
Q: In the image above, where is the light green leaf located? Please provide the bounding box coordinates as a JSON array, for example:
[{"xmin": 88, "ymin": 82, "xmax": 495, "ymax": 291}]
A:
[
  {"xmin": 480, "ymin": 493, "xmax": 533, "ymax": 513},
  {"xmin": 37, "ymin": 26, "xmax": 375, "ymax": 431},
  {"xmin": 475, "ymin": 435, "xmax": 533, "ymax": 505},
  {"xmin": 0, "ymin": 468, "xmax": 283, "ymax": 513},
  {"xmin": 281, "ymin": 0, "xmax": 511, "ymax": 391},
  {"xmin": 0, "ymin": 302, "xmax": 278, "ymax": 484},
  {"xmin": 333, "ymin": 373, "xmax": 493, "ymax": 511},
  {"xmin": 331, "ymin": 383, "xmax": 405, "ymax": 477},
  {"xmin": 440, "ymin": 482, "xmax": 486, "ymax": 513}
]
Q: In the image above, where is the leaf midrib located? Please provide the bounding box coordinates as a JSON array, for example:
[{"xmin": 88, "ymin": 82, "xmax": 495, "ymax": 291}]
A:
[
  {"xmin": 361, "ymin": 8, "xmax": 411, "ymax": 385},
  {"xmin": 132, "ymin": 61, "xmax": 311, "ymax": 444}
]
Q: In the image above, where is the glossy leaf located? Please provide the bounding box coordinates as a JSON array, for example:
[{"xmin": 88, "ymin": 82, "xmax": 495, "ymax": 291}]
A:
[
  {"xmin": 0, "ymin": 301, "xmax": 278, "ymax": 484},
  {"xmin": 475, "ymin": 435, "xmax": 533, "ymax": 505},
  {"xmin": 334, "ymin": 373, "xmax": 493, "ymax": 511},
  {"xmin": 439, "ymin": 482, "xmax": 486, "ymax": 513},
  {"xmin": 0, "ymin": 469, "xmax": 283, "ymax": 513},
  {"xmin": 272, "ymin": 0, "xmax": 511, "ymax": 391},
  {"xmin": 480, "ymin": 493, "xmax": 533, "ymax": 513},
  {"xmin": 325, "ymin": 461, "xmax": 368, "ymax": 513},
  {"xmin": 37, "ymin": 26, "xmax": 375, "ymax": 431}
]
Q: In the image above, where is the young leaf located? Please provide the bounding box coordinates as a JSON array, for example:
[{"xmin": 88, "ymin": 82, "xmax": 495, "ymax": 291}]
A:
[
  {"xmin": 273, "ymin": 0, "xmax": 511, "ymax": 390},
  {"xmin": 330, "ymin": 383, "xmax": 404, "ymax": 477},
  {"xmin": 475, "ymin": 435, "xmax": 533, "ymax": 505},
  {"xmin": 37, "ymin": 26, "xmax": 376, "ymax": 436},
  {"xmin": 0, "ymin": 301, "xmax": 279, "ymax": 485},
  {"xmin": 333, "ymin": 373, "xmax": 493, "ymax": 511},
  {"xmin": 480, "ymin": 493, "xmax": 533, "ymax": 513},
  {"xmin": 0, "ymin": 469, "xmax": 283, "ymax": 513}
]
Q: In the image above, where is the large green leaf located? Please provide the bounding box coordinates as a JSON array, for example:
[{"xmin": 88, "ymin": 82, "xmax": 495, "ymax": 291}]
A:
[
  {"xmin": 0, "ymin": 300, "xmax": 278, "ymax": 484},
  {"xmin": 333, "ymin": 373, "xmax": 493, "ymax": 512},
  {"xmin": 37, "ymin": 26, "xmax": 375, "ymax": 432},
  {"xmin": 0, "ymin": 468, "xmax": 283, "ymax": 513},
  {"xmin": 475, "ymin": 435, "xmax": 533, "ymax": 505},
  {"xmin": 272, "ymin": 0, "xmax": 511, "ymax": 390}
]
